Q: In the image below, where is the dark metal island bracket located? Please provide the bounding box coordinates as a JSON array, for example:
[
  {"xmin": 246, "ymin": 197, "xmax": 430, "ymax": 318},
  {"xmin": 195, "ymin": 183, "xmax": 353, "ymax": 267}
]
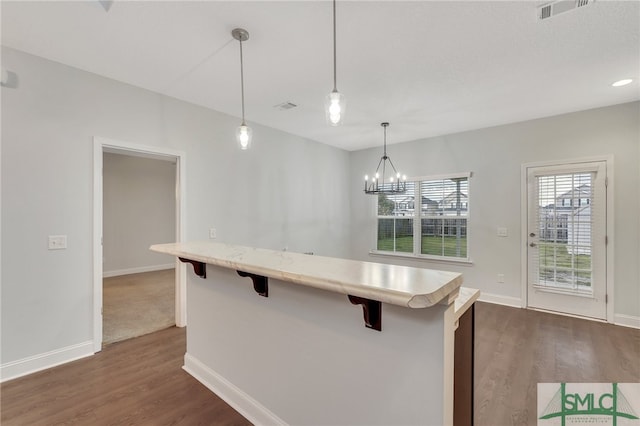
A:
[
  {"xmin": 179, "ymin": 257, "xmax": 206, "ymax": 278},
  {"xmin": 348, "ymin": 295, "xmax": 382, "ymax": 331},
  {"xmin": 237, "ymin": 270, "xmax": 269, "ymax": 297}
]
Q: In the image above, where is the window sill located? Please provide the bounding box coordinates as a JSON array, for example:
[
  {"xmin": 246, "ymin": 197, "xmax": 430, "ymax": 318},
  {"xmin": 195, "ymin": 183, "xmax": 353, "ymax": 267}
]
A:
[{"xmin": 369, "ymin": 250, "xmax": 474, "ymax": 266}]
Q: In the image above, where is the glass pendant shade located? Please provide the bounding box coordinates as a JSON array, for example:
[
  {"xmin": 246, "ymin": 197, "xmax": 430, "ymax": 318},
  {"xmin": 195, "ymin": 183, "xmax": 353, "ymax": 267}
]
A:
[
  {"xmin": 236, "ymin": 124, "xmax": 252, "ymax": 150},
  {"xmin": 325, "ymin": 90, "xmax": 346, "ymax": 126}
]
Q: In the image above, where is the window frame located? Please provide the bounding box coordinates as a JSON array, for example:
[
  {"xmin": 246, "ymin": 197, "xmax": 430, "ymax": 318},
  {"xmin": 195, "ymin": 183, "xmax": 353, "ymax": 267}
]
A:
[{"xmin": 370, "ymin": 172, "xmax": 473, "ymax": 264}]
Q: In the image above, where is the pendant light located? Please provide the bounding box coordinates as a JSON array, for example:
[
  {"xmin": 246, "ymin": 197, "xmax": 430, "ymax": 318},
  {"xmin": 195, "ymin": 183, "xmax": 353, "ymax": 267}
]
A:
[
  {"xmin": 325, "ymin": 0, "xmax": 346, "ymax": 126},
  {"xmin": 364, "ymin": 123, "xmax": 406, "ymax": 194},
  {"xmin": 232, "ymin": 28, "xmax": 252, "ymax": 150}
]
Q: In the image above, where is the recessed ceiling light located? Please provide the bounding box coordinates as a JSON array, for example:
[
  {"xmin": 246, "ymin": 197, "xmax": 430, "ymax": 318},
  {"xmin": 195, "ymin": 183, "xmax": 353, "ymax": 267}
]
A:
[{"xmin": 612, "ymin": 79, "xmax": 633, "ymax": 87}]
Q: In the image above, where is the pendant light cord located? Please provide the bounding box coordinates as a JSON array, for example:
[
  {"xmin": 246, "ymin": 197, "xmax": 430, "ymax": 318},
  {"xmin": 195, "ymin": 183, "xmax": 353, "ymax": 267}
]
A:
[
  {"xmin": 239, "ymin": 38, "xmax": 246, "ymax": 124},
  {"xmin": 332, "ymin": 0, "xmax": 337, "ymax": 92}
]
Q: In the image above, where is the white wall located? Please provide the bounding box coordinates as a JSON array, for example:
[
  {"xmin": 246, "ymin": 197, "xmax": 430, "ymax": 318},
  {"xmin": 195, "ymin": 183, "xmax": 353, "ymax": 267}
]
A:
[
  {"xmin": 349, "ymin": 101, "xmax": 640, "ymax": 319},
  {"xmin": 0, "ymin": 47, "xmax": 351, "ymax": 370},
  {"xmin": 103, "ymin": 152, "xmax": 175, "ymax": 275}
]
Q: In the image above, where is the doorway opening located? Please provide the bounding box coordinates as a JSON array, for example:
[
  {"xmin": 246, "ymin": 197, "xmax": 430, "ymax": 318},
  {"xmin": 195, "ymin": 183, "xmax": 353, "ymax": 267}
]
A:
[
  {"xmin": 93, "ymin": 137, "xmax": 187, "ymax": 352},
  {"xmin": 102, "ymin": 152, "xmax": 176, "ymax": 344}
]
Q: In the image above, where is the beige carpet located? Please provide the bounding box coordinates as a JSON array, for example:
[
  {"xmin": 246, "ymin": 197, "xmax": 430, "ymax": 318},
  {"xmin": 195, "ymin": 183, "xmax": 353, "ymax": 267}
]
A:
[{"xmin": 103, "ymin": 269, "xmax": 175, "ymax": 345}]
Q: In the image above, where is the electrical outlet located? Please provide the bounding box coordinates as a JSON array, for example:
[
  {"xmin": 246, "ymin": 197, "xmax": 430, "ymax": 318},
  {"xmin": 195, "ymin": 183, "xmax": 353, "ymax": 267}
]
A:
[
  {"xmin": 209, "ymin": 228, "xmax": 217, "ymax": 239},
  {"xmin": 48, "ymin": 235, "xmax": 67, "ymax": 250},
  {"xmin": 497, "ymin": 273, "xmax": 505, "ymax": 283},
  {"xmin": 497, "ymin": 227, "xmax": 508, "ymax": 237}
]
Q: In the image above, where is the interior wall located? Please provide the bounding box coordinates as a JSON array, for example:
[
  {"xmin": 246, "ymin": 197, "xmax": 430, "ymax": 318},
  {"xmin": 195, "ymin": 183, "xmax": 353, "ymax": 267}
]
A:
[
  {"xmin": 0, "ymin": 47, "xmax": 351, "ymax": 369},
  {"xmin": 2, "ymin": 44, "xmax": 637, "ymax": 380},
  {"xmin": 103, "ymin": 152, "xmax": 175, "ymax": 276},
  {"xmin": 349, "ymin": 101, "xmax": 640, "ymax": 320}
]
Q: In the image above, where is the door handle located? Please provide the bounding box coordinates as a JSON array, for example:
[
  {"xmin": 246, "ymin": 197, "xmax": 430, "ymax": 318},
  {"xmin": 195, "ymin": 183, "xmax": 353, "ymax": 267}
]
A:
[
  {"xmin": 529, "ymin": 232, "xmax": 536, "ymax": 237},
  {"xmin": 530, "ymin": 242, "xmax": 537, "ymax": 247}
]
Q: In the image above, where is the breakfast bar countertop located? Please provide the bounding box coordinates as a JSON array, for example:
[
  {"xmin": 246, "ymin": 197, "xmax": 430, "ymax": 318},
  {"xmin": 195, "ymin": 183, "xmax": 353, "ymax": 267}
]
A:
[{"xmin": 151, "ymin": 241, "xmax": 463, "ymax": 309}]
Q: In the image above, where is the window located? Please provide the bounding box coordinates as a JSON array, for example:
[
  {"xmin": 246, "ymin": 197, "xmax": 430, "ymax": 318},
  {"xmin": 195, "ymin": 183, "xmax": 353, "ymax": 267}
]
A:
[
  {"xmin": 375, "ymin": 173, "xmax": 470, "ymax": 261},
  {"xmin": 377, "ymin": 182, "xmax": 415, "ymax": 253},
  {"xmin": 533, "ymin": 172, "xmax": 595, "ymax": 291}
]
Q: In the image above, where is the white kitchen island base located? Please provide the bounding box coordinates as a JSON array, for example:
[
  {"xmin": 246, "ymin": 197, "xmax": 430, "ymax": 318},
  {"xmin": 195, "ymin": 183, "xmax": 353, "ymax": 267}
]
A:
[{"xmin": 150, "ymin": 242, "xmax": 476, "ymax": 426}]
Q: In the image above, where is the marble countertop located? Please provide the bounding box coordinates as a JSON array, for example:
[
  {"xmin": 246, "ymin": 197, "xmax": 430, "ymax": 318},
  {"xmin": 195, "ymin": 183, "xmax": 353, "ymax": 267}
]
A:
[
  {"xmin": 150, "ymin": 241, "xmax": 463, "ymax": 309},
  {"xmin": 454, "ymin": 287, "xmax": 480, "ymax": 320}
]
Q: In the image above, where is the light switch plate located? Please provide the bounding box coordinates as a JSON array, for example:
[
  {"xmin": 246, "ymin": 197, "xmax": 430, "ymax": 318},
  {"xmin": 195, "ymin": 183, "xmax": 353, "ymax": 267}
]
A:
[{"xmin": 48, "ymin": 235, "xmax": 67, "ymax": 250}]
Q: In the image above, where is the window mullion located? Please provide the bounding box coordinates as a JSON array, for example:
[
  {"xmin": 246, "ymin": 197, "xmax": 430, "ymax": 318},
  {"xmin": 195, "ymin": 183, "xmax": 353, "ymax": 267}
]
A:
[{"xmin": 414, "ymin": 182, "xmax": 421, "ymax": 255}]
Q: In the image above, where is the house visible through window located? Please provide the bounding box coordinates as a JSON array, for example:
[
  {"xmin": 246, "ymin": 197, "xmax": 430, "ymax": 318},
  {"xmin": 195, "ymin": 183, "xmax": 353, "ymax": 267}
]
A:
[{"xmin": 375, "ymin": 173, "xmax": 470, "ymax": 260}]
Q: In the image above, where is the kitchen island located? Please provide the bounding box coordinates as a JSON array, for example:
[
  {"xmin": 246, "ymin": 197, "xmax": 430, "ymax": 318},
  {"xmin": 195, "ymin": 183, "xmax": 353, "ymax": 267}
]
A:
[{"xmin": 151, "ymin": 241, "xmax": 479, "ymax": 426}]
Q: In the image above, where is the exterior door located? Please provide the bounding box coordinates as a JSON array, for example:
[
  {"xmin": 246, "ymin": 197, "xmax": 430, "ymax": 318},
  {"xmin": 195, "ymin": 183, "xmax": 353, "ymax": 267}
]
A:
[{"xmin": 526, "ymin": 161, "xmax": 607, "ymax": 320}]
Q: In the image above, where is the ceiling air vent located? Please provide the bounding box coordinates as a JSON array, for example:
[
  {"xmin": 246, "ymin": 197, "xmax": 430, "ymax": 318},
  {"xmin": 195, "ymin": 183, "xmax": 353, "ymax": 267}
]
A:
[
  {"xmin": 274, "ymin": 101, "xmax": 298, "ymax": 111},
  {"xmin": 98, "ymin": 0, "xmax": 114, "ymax": 12},
  {"xmin": 538, "ymin": 0, "xmax": 595, "ymax": 20}
]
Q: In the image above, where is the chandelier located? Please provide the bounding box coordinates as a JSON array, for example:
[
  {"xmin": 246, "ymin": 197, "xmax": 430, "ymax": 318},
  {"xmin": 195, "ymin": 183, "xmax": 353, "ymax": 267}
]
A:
[{"xmin": 364, "ymin": 122, "xmax": 406, "ymax": 194}]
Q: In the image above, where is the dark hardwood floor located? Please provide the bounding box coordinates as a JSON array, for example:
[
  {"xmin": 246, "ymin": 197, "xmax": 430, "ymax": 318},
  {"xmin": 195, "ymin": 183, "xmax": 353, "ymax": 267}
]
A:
[
  {"xmin": 475, "ymin": 302, "xmax": 640, "ymax": 425},
  {"xmin": 0, "ymin": 326, "xmax": 250, "ymax": 426},
  {"xmin": 1, "ymin": 302, "xmax": 638, "ymax": 425}
]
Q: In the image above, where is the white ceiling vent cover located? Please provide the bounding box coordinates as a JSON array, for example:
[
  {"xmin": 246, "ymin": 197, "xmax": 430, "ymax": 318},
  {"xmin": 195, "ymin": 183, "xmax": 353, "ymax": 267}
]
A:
[
  {"xmin": 274, "ymin": 101, "xmax": 298, "ymax": 111},
  {"xmin": 538, "ymin": 0, "xmax": 595, "ymax": 20}
]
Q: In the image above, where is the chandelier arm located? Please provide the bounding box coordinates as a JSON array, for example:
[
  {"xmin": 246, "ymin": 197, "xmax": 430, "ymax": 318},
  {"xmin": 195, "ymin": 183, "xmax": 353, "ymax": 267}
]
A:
[
  {"xmin": 374, "ymin": 156, "xmax": 384, "ymax": 175},
  {"xmin": 386, "ymin": 156, "xmax": 400, "ymax": 176}
]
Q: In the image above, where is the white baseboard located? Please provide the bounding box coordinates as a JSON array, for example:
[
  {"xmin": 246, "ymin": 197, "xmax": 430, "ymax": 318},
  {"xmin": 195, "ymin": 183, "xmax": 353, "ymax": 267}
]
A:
[
  {"xmin": 103, "ymin": 263, "xmax": 174, "ymax": 278},
  {"xmin": 1, "ymin": 341, "xmax": 94, "ymax": 383},
  {"xmin": 477, "ymin": 292, "xmax": 523, "ymax": 308},
  {"xmin": 183, "ymin": 353, "xmax": 286, "ymax": 426},
  {"xmin": 614, "ymin": 313, "xmax": 640, "ymax": 329}
]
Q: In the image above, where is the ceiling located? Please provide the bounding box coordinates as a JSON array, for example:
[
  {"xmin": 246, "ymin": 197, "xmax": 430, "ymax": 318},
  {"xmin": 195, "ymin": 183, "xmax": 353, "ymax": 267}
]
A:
[{"xmin": 1, "ymin": 1, "xmax": 638, "ymax": 151}]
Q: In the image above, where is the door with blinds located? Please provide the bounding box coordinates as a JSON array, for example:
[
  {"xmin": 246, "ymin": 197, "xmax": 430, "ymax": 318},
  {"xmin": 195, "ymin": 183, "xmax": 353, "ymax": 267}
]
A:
[{"xmin": 526, "ymin": 161, "xmax": 607, "ymax": 320}]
